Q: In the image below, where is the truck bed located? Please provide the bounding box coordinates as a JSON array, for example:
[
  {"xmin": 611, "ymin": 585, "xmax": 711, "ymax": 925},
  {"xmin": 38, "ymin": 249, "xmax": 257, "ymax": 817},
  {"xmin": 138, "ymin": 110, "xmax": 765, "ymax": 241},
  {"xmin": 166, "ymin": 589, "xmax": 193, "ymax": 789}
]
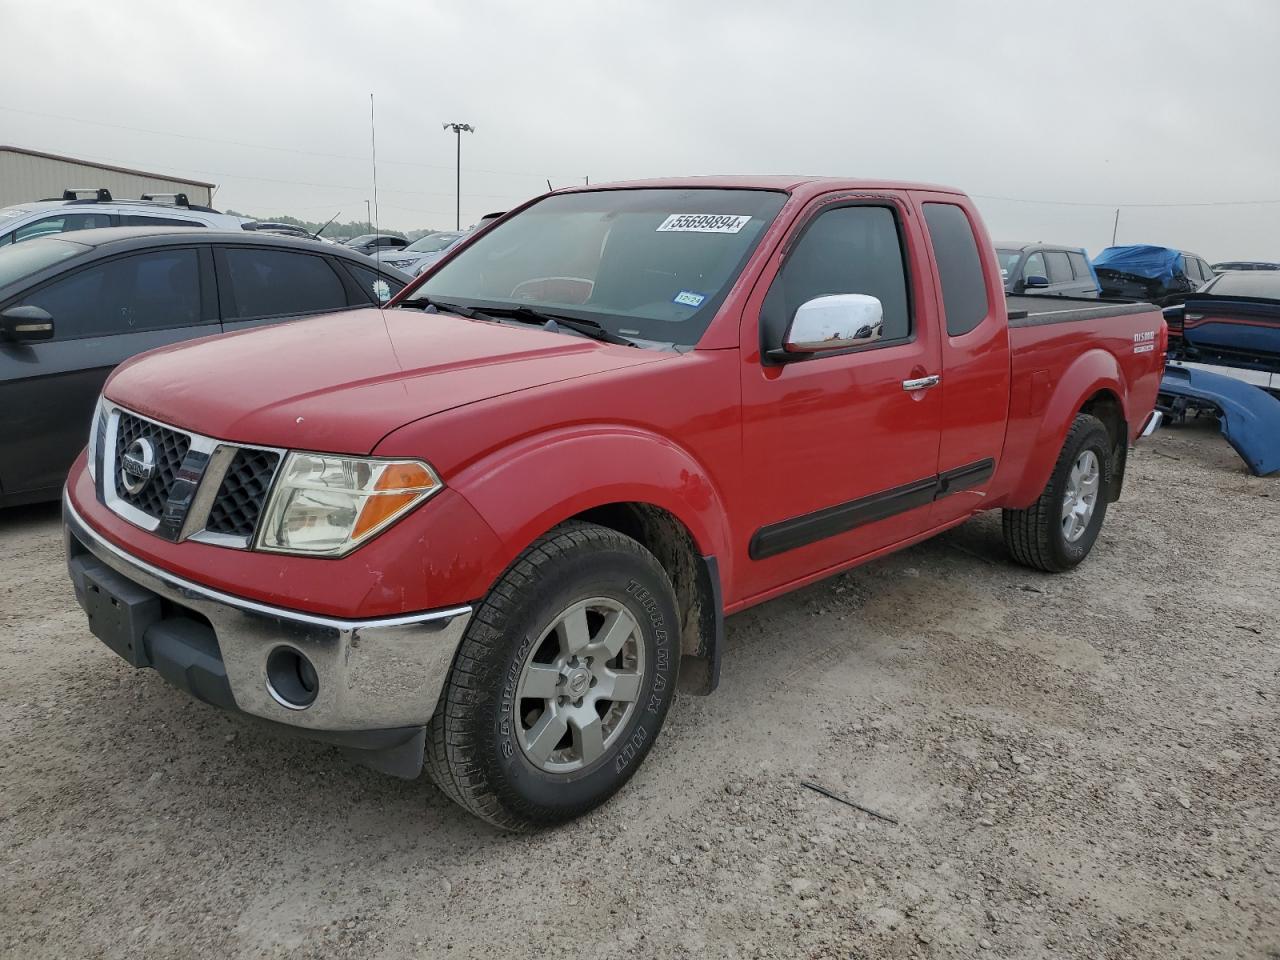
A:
[{"xmin": 1007, "ymin": 295, "xmax": 1154, "ymax": 327}]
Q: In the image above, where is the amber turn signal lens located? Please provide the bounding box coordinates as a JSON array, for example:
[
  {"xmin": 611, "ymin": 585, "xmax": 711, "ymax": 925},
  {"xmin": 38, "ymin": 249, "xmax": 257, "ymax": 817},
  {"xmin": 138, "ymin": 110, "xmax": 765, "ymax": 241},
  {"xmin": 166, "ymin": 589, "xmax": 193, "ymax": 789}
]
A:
[
  {"xmin": 353, "ymin": 490, "xmax": 420, "ymax": 540},
  {"xmin": 351, "ymin": 462, "xmax": 440, "ymax": 541},
  {"xmin": 375, "ymin": 461, "xmax": 435, "ymax": 491}
]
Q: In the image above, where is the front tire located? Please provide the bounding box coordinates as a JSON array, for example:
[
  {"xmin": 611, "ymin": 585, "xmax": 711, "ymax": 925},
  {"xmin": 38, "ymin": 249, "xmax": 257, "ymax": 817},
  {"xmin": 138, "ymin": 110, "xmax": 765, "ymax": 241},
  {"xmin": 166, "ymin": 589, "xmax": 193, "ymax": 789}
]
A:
[
  {"xmin": 1003, "ymin": 413, "xmax": 1113, "ymax": 573},
  {"xmin": 425, "ymin": 521, "xmax": 680, "ymax": 830}
]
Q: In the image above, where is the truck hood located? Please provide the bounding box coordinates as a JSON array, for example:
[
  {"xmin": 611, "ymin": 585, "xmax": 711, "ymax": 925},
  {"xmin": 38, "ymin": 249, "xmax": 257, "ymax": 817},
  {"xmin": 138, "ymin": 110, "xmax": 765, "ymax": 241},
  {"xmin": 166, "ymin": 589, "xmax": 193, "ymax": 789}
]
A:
[{"xmin": 105, "ymin": 307, "xmax": 665, "ymax": 453}]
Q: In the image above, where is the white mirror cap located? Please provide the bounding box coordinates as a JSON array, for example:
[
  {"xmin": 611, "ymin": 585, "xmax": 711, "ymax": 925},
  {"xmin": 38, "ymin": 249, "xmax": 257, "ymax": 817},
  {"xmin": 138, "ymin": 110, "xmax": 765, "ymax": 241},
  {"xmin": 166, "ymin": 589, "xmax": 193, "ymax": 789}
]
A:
[{"xmin": 785, "ymin": 294, "xmax": 884, "ymax": 353}]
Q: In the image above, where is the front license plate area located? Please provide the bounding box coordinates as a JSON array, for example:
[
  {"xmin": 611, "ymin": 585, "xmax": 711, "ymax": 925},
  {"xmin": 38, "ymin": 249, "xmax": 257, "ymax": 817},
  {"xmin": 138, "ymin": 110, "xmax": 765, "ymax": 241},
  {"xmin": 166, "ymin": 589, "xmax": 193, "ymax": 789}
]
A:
[{"xmin": 80, "ymin": 561, "xmax": 162, "ymax": 668}]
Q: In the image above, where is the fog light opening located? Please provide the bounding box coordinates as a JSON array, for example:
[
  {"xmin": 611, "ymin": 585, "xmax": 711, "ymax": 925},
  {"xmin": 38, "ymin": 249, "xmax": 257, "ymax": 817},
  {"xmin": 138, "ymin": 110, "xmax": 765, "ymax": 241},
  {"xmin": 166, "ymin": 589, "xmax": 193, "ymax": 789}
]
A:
[{"xmin": 266, "ymin": 646, "xmax": 319, "ymax": 710}]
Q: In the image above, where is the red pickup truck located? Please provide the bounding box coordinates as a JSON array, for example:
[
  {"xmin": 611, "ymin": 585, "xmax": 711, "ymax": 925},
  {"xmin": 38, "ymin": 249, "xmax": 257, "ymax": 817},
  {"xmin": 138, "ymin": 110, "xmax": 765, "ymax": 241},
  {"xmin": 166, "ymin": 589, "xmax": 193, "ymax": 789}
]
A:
[{"xmin": 64, "ymin": 177, "xmax": 1165, "ymax": 829}]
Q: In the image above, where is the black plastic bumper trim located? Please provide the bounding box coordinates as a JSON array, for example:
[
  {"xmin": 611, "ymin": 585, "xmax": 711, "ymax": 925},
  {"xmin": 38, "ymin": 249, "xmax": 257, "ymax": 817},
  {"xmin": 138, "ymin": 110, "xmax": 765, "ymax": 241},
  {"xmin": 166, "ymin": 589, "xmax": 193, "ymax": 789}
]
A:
[
  {"xmin": 68, "ymin": 550, "xmax": 428, "ymax": 779},
  {"xmin": 748, "ymin": 458, "xmax": 995, "ymax": 560}
]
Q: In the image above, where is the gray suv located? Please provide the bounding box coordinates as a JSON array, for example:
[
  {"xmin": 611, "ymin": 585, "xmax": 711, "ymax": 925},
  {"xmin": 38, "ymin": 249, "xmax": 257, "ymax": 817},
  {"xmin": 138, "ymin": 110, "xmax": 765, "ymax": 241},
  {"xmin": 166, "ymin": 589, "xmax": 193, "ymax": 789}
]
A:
[{"xmin": 996, "ymin": 242, "xmax": 1100, "ymax": 298}]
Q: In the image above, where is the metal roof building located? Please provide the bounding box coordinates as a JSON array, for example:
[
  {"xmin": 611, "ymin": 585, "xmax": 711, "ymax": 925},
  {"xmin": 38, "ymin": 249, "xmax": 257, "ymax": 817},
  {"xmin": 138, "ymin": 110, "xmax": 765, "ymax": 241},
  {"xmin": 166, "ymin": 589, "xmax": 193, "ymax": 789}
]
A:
[{"xmin": 0, "ymin": 145, "xmax": 216, "ymax": 208}]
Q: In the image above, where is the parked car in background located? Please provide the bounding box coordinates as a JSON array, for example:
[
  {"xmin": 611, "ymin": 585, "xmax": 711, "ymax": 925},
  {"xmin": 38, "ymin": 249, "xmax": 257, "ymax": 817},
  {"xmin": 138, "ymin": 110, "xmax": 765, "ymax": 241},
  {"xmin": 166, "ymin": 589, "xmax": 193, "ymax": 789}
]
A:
[
  {"xmin": 996, "ymin": 241, "xmax": 1099, "ymax": 297},
  {"xmin": 0, "ymin": 189, "xmax": 247, "ymax": 246},
  {"xmin": 61, "ymin": 176, "xmax": 1164, "ymax": 828},
  {"xmin": 242, "ymin": 221, "xmax": 332, "ymax": 242},
  {"xmin": 1212, "ymin": 260, "xmax": 1280, "ymax": 272},
  {"xmin": 344, "ymin": 233, "xmax": 409, "ymax": 257},
  {"xmin": 1093, "ymin": 245, "xmax": 1214, "ymax": 304},
  {"xmin": 0, "ymin": 228, "xmax": 409, "ymax": 506},
  {"xmin": 1164, "ymin": 270, "xmax": 1280, "ymax": 372},
  {"xmin": 1160, "ymin": 270, "xmax": 1280, "ymax": 475},
  {"xmin": 376, "ymin": 230, "xmax": 466, "ymax": 276}
]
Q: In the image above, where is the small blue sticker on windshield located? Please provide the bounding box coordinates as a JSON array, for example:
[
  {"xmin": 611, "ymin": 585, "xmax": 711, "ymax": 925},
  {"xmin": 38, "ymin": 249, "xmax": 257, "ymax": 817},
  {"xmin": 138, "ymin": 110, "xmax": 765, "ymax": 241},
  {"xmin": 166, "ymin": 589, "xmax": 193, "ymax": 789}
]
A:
[{"xmin": 673, "ymin": 290, "xmax": 706, "ymax": 308}]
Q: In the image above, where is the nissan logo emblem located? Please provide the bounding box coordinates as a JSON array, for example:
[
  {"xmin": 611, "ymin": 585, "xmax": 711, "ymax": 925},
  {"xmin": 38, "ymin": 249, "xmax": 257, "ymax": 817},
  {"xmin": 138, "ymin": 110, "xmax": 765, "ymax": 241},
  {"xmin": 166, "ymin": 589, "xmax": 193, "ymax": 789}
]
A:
[{"xmin": 119, "ymin": 437, "xmax": 157, "ymax": 495}]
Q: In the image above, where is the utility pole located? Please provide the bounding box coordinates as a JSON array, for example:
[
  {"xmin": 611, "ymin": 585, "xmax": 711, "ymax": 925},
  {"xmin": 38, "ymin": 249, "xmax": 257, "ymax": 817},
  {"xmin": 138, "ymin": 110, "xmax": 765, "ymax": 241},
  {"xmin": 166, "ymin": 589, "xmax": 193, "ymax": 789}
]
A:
[{"xmin": 442, "ymin": 122, "xmax": 475, "ymax": 230}]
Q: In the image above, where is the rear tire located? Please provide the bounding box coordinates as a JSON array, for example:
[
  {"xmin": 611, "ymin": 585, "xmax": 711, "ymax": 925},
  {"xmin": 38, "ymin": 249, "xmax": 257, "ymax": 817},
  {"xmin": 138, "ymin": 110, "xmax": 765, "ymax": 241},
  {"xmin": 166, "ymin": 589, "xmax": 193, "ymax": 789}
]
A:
[
  {"xmin": 425, "ymin": 521, "xmax": 680, "ymax": 830},
  {"xmin": 1003, "ymin": 413, "xmax": 1113, "ymax": 573}
]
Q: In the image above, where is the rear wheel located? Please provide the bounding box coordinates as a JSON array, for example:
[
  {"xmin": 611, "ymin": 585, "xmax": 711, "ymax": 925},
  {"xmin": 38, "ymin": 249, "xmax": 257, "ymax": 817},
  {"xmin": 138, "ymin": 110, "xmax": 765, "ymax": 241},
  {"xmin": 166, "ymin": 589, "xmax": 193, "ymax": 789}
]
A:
[
  {"xmin": 1003, "ymin": 413, "xmax": 1113, "ymax": 572},
  {"xmin": 425, "ymin": 521, "xmax": 680, "ymax": 830}
]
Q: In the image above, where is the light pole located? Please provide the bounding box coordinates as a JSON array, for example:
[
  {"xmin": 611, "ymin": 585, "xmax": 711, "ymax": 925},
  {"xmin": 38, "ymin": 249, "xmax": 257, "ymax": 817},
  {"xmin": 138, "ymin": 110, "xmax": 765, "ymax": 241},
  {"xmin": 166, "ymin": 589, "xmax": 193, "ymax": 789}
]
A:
[
  {"xmin": 442, "ymin": 122, "xmax": 475, "ymax": 230},
  {"xmin": 365, "ymin": 199, "xmax": 371, "ymax": 235}
]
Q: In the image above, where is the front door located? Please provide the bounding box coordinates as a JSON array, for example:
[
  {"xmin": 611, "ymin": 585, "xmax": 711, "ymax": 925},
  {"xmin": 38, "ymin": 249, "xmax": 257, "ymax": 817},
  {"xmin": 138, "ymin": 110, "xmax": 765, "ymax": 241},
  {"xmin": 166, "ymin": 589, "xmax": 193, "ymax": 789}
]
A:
[
  {"xmin": 0, "ymin": 247, "xmax": 216, "ymax": 499},
  {"xmin": 736, "ymin": 195, "xmax": 944, "ymax": 603}
]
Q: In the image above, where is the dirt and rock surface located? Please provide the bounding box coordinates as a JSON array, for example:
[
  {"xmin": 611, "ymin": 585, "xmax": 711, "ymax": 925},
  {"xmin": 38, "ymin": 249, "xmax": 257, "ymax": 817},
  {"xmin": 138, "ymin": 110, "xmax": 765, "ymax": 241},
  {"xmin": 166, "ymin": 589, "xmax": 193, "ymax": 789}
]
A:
[{"xmin": 2, "ymin": 420, "xmax": 1277, "ymax": 960}]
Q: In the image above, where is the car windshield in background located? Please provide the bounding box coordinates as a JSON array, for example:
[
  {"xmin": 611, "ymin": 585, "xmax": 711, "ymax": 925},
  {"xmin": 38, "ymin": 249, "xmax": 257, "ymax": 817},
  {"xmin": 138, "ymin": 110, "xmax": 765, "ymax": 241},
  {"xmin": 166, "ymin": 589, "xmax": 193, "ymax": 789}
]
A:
[
  {"xmin": 1203, "ymin": 271, "xmax": 1280, "ymax": 299},
  {"xmin": 996, "ymin": 249, "xmax": 1021, "ymax": 280},
  {"xmin": 408, "ymin": 188, "xmax": 788, "ymax": 348},
  {"xmin": 0, "ymin": 236, "xmax": 89, "ymax": 289},
  {"xmin": 403, "ymin": 232, "xmax": 462, "ymax": 253}
]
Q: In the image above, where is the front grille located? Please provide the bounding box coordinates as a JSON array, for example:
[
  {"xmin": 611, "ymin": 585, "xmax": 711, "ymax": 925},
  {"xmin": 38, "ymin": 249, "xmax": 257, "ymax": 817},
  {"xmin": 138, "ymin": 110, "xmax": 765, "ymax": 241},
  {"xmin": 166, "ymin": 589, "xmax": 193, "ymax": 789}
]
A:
[
  {"xmin": 113, "ymin": 412, "xmax": 191, "ymax": 519},
  {"xmin": 205, "ymin": 448, "xmax": 280, "ymax": 538}
]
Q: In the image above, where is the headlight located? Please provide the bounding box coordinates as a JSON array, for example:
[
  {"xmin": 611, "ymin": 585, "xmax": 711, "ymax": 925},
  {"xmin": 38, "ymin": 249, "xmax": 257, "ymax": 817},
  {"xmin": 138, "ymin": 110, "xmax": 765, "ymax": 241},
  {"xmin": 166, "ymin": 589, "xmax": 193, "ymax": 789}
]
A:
[
  {"xmin": 256, "ymin": 454, "xmax": 442, "ymax": 557},
  {"xmin": 87, "ymin": 399, "xmax": 104, "ymax": 481}
]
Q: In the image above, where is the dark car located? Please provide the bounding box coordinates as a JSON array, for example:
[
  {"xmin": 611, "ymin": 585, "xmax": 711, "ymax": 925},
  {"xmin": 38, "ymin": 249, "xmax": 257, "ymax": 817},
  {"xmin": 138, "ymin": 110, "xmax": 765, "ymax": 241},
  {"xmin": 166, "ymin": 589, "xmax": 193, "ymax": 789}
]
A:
[
  {"xmin": 0, "ymin": 228, "xmax": 410, "ymax": 506},
  {"xmin": 995, "ymin": 241, "xmax": 1100, "ymax": 298},
  {"xmin": 1212, "ymin": 261, "xmax": 1280, "ymax": 272},
  {"xmin": 344, "ymin": 233, "xmax": 409, "ymax": 256}
]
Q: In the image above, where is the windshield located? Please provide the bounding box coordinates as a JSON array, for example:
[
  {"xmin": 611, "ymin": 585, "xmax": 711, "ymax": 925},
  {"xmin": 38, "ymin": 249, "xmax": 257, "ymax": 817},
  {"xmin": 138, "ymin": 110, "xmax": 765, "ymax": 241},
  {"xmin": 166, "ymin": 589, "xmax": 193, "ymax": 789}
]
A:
[
  {"xmin": 0, "ymin": 236, "xmax": 89, "ymax": 289},
  {"xmin": 402, "ymin": 232, "xmax": 462, "ymax": 254},
  {"xmin": 407, "ymin": 188, "xmax": 788, "ymax": 348},
  {"xmin": 996, "ymin": 249, "xmax": 1022, "ymax": 282}
]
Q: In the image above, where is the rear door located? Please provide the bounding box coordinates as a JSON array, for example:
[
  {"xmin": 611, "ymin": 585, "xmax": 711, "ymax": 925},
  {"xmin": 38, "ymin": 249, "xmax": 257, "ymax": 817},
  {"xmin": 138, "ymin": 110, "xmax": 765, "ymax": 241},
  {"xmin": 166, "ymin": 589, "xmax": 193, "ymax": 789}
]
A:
[
  {"xmin": 0, "ymin": 245, "xmax": 217, "ymax": 497},
  {"xmin": 215, "ymin": 245, "xmax": 360, "ymax": 332},
  {"xmin": 736, "ymin": 193, "xmax": 944, "ymax": 600},
  {"xmin": 1067, "ymin": 251, "xmax": 1099, "ymax": 296},
  {"xmin": 1044, "ymin": 250, "xmax": 1079, "ymax": 297},
  {"xmin": 914, "ymin": 195, "xmax": 1011, "ymax": 527}
]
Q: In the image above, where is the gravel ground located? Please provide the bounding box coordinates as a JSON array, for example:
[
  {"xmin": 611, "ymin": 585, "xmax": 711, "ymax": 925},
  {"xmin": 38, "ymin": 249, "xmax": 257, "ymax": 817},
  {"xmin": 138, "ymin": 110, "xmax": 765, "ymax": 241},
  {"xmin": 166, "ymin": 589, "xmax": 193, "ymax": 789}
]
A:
[{"xmin": 2, "ymin": 419, "xmax": 1277, "ymax": 960}]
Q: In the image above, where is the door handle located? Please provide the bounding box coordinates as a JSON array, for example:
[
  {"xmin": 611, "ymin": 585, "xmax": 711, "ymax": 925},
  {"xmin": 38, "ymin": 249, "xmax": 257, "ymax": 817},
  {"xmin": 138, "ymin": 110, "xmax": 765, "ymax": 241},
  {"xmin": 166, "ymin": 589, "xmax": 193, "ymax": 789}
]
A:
[{"xmin": 902, "ymin": 374, "xmax": 941, "ymax": 392}]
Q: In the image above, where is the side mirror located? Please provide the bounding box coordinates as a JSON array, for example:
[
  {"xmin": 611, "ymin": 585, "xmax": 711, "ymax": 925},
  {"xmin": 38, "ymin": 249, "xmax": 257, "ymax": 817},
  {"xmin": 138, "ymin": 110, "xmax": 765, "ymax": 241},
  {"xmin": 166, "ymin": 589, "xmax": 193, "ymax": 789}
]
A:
[
  {"xmin": 1023, "ymin": 275, "xmax": 1050, "ymax": 289},
  {"xmin": 0, "ymin": 305, "xmax": 54, "ymax": 342},
  {"xmin": 782, "ymin": 294, "xmax": 884, "ymax": 356}
]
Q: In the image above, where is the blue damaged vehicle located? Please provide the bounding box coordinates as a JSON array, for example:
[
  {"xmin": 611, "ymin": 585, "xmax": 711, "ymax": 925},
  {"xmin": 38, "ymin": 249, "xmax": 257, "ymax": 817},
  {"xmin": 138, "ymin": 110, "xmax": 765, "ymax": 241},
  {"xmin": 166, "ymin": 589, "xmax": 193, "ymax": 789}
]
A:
[
  {"xmin": 1159, "ymin": 270, "xmax": 1280, "ymax": 476},
  {"xmin": 1094, "ymin": 245, "xmax": 1215, "ymax": 305}
]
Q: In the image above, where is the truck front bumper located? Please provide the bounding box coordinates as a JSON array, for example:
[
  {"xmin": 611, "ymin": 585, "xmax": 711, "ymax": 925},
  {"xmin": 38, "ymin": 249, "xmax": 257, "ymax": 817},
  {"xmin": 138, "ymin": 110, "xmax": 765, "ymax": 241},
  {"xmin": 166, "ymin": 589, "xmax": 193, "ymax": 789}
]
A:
[{"xmin": 64, "ymin": 494, "xmax": 473, "ymax": 778}]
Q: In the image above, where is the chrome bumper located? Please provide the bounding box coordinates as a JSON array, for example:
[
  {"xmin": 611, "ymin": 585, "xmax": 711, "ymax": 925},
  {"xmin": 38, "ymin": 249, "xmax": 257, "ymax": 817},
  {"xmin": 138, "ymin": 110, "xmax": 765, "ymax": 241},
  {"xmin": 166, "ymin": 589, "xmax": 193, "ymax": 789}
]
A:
[
  {"xmin": 1140, "ymin": 409, "xmax": 1164, "ymax": 438},
  {"xmin": 64, "ymin": 494, "xmax": 472, "ymax": 732}
]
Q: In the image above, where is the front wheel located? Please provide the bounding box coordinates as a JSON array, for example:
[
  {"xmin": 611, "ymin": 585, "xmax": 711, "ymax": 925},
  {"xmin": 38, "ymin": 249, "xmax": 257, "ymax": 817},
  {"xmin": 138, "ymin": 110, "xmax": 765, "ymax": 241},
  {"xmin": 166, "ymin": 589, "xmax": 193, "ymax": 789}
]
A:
[
  {"xmin": 1003, "ymin": 413, "xmax": 1113, "ymax": 573},
  {"xmin": 425, "ymin": 521, "xmax": 680, "ymax": 830}
]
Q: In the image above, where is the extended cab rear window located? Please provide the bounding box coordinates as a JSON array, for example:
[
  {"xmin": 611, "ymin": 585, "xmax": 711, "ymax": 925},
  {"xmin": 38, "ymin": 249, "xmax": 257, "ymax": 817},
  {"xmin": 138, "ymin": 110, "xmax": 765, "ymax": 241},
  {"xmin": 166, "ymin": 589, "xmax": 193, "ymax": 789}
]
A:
[{"xmin": 922, "ymin": 203, "xmax": 989, "ymax": 336}]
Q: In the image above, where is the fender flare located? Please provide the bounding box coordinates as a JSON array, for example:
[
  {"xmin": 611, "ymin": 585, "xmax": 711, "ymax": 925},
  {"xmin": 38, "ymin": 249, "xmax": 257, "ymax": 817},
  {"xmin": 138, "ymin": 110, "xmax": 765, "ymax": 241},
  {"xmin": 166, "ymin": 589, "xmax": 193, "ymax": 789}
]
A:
[
  {"xmin": 1007, "ymin": 349, "xmax": 1130, "ymax": 505},
  {"xmin": 450, "ymin": 424, "xmax": 735, "ymax": 592}
]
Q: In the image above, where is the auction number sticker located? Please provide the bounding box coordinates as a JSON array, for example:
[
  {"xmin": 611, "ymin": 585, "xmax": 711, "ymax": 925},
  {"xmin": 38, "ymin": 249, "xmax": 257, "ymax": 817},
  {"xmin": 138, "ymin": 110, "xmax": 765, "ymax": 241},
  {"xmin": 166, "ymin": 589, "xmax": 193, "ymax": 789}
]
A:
[{"xmin": 656, "ymin": 213, "xmax": 751, "ymax": 234}]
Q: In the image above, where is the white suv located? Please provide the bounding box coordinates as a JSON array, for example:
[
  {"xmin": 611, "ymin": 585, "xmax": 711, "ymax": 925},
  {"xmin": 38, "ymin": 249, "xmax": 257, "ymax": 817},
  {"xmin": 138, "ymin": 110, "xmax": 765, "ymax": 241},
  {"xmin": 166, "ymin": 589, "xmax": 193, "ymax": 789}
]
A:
[{"xmin": 0, "ymin": 189, "xmax": 246, "ymax": 246}]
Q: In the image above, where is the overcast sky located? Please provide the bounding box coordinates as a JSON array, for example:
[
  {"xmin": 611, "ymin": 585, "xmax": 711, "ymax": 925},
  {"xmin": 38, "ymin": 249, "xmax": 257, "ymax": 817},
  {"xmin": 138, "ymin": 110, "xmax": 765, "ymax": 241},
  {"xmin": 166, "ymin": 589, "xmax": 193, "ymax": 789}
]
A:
[{"xmin": 4, "ymin": 0, "xmax": 1278, "ymax": 258}]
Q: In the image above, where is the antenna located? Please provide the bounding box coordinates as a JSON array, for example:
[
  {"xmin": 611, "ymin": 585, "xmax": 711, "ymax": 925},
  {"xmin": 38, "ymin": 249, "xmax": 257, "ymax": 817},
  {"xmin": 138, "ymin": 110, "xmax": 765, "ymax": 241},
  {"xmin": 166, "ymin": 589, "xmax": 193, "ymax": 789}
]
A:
[
  {"xmin": 313, "ymin": 211, "xmax": 341, "ymax": 241},
  {"xmin": 547, "ymin": 179, "xmax": 554, "ymax": 192},
  {"xmin": 1111, "ymin": 208, "xmax": 1120, "ymax": 246},
  {"xmin": 370, "ymin": 94, "xmax": 380, "ymax": 239}
]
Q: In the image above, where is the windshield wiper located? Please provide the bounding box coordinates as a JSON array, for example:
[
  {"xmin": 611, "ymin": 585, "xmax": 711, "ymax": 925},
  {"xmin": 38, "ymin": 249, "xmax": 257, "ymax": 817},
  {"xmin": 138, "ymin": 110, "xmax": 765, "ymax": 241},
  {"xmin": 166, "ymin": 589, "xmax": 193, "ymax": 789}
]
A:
[
  {"xmin": 405, "ymin": 297, "xmax": 495, "ymax": 320},
  {"xmin": 479, "ymin": 305, "xmax": 637, "ymax": 347}
]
